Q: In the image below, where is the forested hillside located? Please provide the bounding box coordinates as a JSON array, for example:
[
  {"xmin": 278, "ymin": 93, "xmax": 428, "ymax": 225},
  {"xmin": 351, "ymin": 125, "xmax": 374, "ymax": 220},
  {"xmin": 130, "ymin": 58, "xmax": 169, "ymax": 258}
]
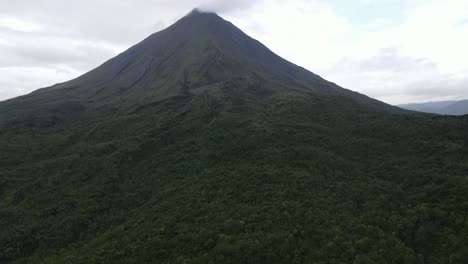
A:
[{"xmin": 1, "ymin": 10, "xmax": 467, "ymax": 264}]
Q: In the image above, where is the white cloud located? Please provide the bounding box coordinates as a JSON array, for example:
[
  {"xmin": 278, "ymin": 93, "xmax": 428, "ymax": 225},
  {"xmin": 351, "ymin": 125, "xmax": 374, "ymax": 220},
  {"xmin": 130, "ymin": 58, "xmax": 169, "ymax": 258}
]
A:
[
  {"xmin": 226, "ymin": 0, "xmax": 468, "ymax": 104},
  {"xmin": 0, "ymin": 0, "xmax": 260, "ymax": 101},
  {"xmin": 329, "ymin": 1, "xmax": 467, "ymax": 103},
  {"xmin": 0, "ymin": 17, "xmax": 42, "ymax": 32},
  {"xmin": 227, "ymin": 0, "xmax": 350, "ymax": 71},
  {"xmin": 0, "ymin": 0, "xmax": 467, "ymax": 104},
  {"xmin": 322, "ymin": 48, "xmax": 468, "ymax": 103},
  {"xmin": 0, "ymin": 66, "xmax": 79, "ymax": 100}
]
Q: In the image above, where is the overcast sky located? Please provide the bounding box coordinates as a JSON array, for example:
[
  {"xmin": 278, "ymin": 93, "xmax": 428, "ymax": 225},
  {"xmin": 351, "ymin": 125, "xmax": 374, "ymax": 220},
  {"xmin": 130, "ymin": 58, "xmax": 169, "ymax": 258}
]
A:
[{"xmin": 1, "ymin": 0, "xmax": 467, "ymax": 104}]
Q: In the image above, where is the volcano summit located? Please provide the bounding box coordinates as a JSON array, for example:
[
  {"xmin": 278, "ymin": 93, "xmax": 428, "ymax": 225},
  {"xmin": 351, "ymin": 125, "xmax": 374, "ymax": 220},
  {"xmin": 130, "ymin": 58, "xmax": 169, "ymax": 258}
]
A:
[{"xmin": 0, "ymin": 10, "xmax": 467, "ymax": 264}]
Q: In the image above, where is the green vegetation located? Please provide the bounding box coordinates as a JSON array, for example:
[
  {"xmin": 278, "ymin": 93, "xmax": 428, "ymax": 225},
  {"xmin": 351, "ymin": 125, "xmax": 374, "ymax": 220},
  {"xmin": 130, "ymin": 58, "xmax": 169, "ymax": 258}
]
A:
[{"xmin": 0, "ymin": 10, "xmax": 467, "ymax": 264}]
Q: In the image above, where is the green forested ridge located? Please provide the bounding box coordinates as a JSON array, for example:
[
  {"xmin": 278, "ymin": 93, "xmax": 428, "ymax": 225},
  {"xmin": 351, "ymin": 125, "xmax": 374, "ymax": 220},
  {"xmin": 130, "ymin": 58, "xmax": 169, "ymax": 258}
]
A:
[{"xmin": 0, "ymin": 10, "xmax": 467, "ymax": 264}]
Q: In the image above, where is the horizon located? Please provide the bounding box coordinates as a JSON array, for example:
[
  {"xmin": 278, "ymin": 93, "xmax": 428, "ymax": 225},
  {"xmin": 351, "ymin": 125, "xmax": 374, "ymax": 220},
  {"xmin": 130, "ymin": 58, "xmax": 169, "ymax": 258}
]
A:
[{"xmin": 1, "ymin": 0, "xmax": 467, "ymax": 104}]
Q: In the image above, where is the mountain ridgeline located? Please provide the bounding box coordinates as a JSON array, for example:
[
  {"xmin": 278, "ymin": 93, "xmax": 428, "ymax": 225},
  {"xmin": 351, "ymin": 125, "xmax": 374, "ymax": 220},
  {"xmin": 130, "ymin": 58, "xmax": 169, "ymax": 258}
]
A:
[
  {"xmin": 399, "ymin": 100, "xmax": 468, "ymax": 115},
  {"xmin": 0, "ymin": 10, "xmax": 392, "ymax": 115},
  {"xmin": 0, "ymin": 10, "xmax": 467, "ymax": 264}
]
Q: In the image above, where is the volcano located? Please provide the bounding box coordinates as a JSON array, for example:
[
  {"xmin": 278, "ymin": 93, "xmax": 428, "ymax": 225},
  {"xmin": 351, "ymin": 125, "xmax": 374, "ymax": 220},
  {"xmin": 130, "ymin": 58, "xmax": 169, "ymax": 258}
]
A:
[
  {"xmin": 0, "ymin": 10, "xmax": 467, "ymax": 263},
  {"xmin": 1, "ymin": 9, "xmax": 393, "ymax": 112}
]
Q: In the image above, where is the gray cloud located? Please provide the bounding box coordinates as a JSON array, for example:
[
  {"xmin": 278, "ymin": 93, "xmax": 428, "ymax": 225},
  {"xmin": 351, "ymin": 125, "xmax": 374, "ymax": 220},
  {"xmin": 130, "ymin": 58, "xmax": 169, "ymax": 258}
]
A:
[
  {"xmin": 0, "ymin": 0, "xmax": 260, "ymax": 101},
  {"xmin": 0, "ymin": 0, "xmax": 466, "ymax": 104},
  {"xmin": 199, "ymin": 0, "xmax": 260, "ymax": 13},
  {"xmin": 0, "ymin": 36, "xmax": 117, "ymax": 70},
  {"xmin": 0, "ymin": 0, "xmax": 259, "ymax": 44},
  {"xmin": 322, "ymin": 48, "xmax": 468, "ymax": 103}
]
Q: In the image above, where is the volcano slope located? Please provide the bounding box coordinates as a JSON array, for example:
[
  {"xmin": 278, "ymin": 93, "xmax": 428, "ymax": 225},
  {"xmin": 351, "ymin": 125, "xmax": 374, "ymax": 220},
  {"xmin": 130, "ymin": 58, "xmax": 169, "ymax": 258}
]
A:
[{"xmin": 0, "ymin": 10, "xmax": 467, "ymax": 264}]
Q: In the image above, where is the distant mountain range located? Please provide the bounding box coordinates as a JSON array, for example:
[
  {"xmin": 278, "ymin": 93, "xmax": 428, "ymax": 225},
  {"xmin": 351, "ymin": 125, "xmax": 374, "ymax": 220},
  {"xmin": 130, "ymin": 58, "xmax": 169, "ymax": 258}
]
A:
[{"xmin": 399, "ymin": 99, "xmax": 468, "ymax": 115}]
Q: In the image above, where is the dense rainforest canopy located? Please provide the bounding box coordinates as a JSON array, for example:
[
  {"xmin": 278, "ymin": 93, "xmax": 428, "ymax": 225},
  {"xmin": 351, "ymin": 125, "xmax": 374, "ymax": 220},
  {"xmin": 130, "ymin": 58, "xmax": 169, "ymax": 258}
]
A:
[{"xmin": 0, "ymin": 10, "xmax": 467, "ymax": 263}]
